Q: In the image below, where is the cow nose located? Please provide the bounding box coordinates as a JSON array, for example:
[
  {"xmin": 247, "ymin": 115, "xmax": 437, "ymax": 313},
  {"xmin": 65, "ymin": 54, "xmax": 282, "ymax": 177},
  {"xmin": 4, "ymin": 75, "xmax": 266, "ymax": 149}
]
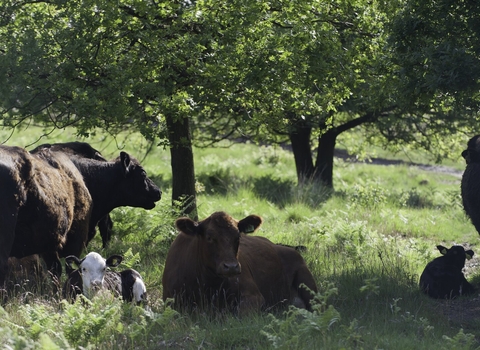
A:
[
  {"xmin": 91, "ymin": 280, "xmax": 102, "ymax": 290},
  {"xmin": 222, "ymin": 262, "xmax": 241, "ymax": 275}
]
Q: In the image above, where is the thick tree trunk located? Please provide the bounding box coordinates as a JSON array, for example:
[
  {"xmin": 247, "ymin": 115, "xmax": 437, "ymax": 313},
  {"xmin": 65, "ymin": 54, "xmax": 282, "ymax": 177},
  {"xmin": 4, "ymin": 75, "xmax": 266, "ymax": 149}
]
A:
[
  {"xmin": 314, "ymin": 129, "xmax": 337, "ymax": 190},
  {"xmin": 288, "ymin": 111, "xmax": 381, "ymax": 191},
  {"xmin": 165, "ymin": 114, "xmax": 198, "ymax": 220},
  {"xmin": 289, "ymin": 121, "xmax": 337, "ymax": 189},
  {"xmin": 289, "ymin": 123, "xmax": 315, "ymax": 184}
]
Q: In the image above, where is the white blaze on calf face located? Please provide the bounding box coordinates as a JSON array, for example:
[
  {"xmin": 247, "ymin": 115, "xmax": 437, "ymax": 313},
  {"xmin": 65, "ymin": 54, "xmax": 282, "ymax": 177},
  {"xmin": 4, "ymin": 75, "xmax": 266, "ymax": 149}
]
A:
[
  {"xmin": 79, "ymin": 252, "xmax": 108, "ymax": 298},
  {"xmin": 133, "ymin": 278, "xmax": 147, "ymax": 303}
]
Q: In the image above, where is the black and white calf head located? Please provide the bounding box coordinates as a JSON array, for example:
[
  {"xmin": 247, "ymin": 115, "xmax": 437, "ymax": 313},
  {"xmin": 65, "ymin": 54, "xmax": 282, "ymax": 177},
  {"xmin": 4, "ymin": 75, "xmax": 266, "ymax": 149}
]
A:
[
  {"xmin": 65, "ymin": 252, "xmax": 122, "ymax": 299},
  {"xmin": 64, "ymin": 252, "xmax": 147, "ymax": 303}
]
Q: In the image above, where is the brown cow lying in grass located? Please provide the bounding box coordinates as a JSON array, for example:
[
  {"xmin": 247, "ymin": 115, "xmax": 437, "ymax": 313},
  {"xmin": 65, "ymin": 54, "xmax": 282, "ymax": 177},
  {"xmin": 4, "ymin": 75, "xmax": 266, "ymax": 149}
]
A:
[{"xmin": 162, "ymin": 211, "xmax": 318, "ymax": 314}]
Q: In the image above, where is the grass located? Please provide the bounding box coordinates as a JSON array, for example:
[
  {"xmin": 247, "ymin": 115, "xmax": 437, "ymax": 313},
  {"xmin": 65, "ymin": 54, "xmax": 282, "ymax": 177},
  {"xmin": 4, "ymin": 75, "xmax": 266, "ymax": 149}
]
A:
[{"xmin": 0, "ymin": 125, "xmax": 479, "ymax": 349}]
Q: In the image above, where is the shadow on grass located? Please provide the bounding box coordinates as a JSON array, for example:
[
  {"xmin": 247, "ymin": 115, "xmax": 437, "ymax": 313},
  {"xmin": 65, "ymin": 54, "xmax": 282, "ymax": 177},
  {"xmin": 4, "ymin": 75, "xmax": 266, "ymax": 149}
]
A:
[
  {"xmin": 197, "ymin": 170, "xmax": 333, "ymax": 208},
  {"xmin": 253, "ymin": 176, "xmax": 334, "ymax": 208}
]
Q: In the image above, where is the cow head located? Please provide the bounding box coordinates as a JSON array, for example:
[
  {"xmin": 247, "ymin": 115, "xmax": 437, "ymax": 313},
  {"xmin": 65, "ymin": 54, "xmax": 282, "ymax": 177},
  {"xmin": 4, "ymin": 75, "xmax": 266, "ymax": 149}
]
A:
[
  {"xmin": 437, "ymin": 245, "xmax": 474, "ymax": 269},
  {"xmin": 117, "ymin": 152, "xmax": 162, "ymax": 209},
  {"xmin": 65, "ymin": 252, "xmax": 123, "ymax": 299},
  {"xmin": 462, "ymin": 135, "xmax": 480, "ymax": 164},
  {"xmin": 176, "ymin": 211, "xmax": 263, "ymax": 278}
]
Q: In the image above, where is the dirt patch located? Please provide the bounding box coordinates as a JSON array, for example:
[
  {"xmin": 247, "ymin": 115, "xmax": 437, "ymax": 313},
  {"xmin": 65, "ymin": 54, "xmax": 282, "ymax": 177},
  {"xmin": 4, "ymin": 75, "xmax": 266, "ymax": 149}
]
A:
[
  {"xmin": 334, "ymin": 149, "xmax": 464, "ymax": 178},
  {"xmin": 442, "ymin": 296, "xmax": 480, "ymax": 327}
]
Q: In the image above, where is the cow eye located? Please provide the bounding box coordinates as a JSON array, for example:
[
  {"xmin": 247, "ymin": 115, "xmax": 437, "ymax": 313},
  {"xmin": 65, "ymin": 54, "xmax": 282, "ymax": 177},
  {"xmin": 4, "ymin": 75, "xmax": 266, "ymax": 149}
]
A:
[
  {"xmin": 206, "ymin": 234, "xmax": 213, "ymax": 243},
  {"xmin": 82, "ymin": 268, "xmax": 86, "ymax": 272}
]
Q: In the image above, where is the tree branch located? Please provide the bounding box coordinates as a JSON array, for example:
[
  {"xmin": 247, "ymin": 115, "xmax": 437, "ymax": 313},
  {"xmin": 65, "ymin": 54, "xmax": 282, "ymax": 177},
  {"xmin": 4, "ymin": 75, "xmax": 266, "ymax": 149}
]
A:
[{"xmin": 336, "ymin": 106, "xmax": 398, "ymax": 135}]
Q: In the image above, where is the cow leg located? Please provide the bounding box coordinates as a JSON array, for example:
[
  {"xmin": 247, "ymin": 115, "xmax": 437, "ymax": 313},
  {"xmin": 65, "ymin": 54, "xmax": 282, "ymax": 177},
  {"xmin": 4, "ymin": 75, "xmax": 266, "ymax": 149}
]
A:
[
  {"xmin": 98, "ymin": 214, "xmax": 113, "ymax": 248},
  {"xmin": 0, "ymin": 207, "xmax": 18, "ymax": 287},
  {"xmin": 238, "ymin": 281, "xmax": 265, "ymax": 316},
  {"xmin": 0, "ymin": 256, "xmax": 9, "ymax": 288},
  {"xmin": 41, "ymin": 252, "xmax": 62, "ymax": 280}
]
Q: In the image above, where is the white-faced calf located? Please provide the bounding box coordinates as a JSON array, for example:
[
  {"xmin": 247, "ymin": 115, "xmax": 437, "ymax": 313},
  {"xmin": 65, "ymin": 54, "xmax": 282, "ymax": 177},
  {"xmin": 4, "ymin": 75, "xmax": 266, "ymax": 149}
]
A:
[
  {"xmin": 419, "ymin": 245, "xmax": 476, "ymax": 299},
  {"xmin": 63, "ymin": 252, "xmax": 146, "ymax": 304}
]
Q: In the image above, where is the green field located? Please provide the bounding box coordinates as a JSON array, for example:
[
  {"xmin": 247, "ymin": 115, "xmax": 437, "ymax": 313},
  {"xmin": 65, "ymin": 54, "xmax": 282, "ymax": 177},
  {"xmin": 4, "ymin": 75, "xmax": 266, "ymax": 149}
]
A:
[{"xmin": 0, "ymin": 127, "xmax": 479, "ymax": 349}]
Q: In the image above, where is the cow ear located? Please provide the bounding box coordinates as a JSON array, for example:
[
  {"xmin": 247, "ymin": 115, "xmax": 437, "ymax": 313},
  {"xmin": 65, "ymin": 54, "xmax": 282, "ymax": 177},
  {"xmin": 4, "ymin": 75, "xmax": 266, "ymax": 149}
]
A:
[
  {"xmin": 436, "ymin": 245, "xmax": 448, "ymax": 255},
  {"xmin": 466, "ymin": 250, "xmax": 474, "ymax": 260},
  {"xmin": 120, "ymin": 152, "xmax": 131, "ymax": 175},
  {"xmin": 65, "ymin": 255, "xmax": 82, "ymax": 270},
  {"xmin": 176, "ymin": 217, "xmax": 199, "ymax": 236},
  {"xmin": 238, "ymin": 215, "xmax": 263, "ymax": 234},
  {"xmin": 106, "ymin": 255, "xmax": 123, "ymax": 267}
]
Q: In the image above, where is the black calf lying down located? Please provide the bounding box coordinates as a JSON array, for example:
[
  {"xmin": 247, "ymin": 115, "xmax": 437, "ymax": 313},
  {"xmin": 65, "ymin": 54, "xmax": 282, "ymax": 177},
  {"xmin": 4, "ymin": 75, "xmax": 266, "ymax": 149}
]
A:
[
  {"xmin": 419, "ymin": 245, "xmax": 476, "ymax": 299},
  {"xmin": 63, "ymin": 252, "xmax": 146, "ymax": 304}
]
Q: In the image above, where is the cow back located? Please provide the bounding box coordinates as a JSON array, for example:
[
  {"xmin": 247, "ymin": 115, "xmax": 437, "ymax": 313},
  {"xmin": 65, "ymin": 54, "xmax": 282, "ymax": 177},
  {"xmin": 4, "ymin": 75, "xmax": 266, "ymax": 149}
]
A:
[
  {"xmin": 237, "ymin": 235, "xmax": 290, "ymax": 309},
  {"xmin": 238, "ymin": 236, "xmax": 317, "ymax": 311}
]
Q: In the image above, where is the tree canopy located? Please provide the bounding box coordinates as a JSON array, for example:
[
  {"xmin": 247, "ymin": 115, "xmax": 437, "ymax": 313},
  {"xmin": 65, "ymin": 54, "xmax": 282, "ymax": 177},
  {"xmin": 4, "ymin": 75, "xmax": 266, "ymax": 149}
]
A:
[{"xmin": 0, "ymin": 0, "xmax": 479, "ymax": 207}]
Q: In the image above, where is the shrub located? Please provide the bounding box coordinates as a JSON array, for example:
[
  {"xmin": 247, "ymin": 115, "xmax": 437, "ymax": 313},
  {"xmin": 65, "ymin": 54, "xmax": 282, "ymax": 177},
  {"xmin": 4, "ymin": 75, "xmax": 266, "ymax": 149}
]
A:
[
  {"xmin": 262, "ymin": 285, "xmax": 340, "ymax": 349},
  {"xmin": 350, "ymin": 183, "xmax": 388, "ymax": 208}
]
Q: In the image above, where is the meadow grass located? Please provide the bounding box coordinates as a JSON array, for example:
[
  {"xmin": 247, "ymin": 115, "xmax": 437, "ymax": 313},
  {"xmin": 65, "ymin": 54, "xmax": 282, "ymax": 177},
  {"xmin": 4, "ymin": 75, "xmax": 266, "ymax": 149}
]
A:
[{"xmin": 0, "ymin": 126, "xmax": 479, "ymax": 349}]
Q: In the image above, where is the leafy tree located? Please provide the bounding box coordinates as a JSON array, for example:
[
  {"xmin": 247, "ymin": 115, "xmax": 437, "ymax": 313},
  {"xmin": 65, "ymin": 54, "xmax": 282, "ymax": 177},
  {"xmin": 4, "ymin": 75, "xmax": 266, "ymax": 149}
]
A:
[
  {"xmin": 386, "ymin": 0, "xmax": 480, "ymax": 148},
  {"xmin": 195, "ymin": 0, "xmax": 479, "ymax": 190},
  {"xmin": 191, "ymin": 0, "xmax": 403, "ymax": 189},
  {"xmin": 0, "ymin": 0, "xmax": 208, "ymax": 218},
  {"xmin": 390, "ymin": 0, "xmax": 480, "ymax": 112}
]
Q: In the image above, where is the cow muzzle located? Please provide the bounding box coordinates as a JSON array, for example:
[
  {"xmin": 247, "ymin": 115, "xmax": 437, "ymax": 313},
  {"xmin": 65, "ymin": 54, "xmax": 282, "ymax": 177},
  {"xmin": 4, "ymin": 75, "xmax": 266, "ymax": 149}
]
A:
[
  {"xmin": 218, "ymin": 261, "xmax": 241, "ymax": 277},
  {"xmin": 90, "ymin": 280, "xmax": 103, "ymax": 291}
]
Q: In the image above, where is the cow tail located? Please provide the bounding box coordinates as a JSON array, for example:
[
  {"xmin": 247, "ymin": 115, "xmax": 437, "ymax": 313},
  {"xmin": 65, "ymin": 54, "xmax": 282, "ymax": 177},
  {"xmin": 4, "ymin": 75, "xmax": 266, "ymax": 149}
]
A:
[{"xmin": 294, "ymin": 267, "xmax": 318, "ymax": 312}]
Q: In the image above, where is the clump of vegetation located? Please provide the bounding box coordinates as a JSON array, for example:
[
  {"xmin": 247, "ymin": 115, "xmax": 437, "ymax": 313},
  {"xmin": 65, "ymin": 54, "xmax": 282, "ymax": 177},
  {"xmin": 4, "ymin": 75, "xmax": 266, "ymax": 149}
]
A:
[{"xmin": 262, "ymin": 285, "xmax": 340, "ymax": 349}]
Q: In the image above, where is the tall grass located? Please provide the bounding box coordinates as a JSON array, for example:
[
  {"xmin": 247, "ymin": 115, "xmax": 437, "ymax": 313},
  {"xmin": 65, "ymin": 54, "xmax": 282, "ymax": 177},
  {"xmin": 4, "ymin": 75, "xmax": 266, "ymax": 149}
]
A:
[{"xmin": 0, "ymin": 127, "xmax": 479, "ymax": 349}]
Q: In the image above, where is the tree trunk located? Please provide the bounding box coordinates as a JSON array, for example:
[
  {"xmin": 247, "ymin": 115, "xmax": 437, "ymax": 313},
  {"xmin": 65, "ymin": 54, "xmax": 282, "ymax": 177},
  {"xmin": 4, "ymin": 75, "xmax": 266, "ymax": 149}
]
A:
[
  {"xmin": 314, "ymin": 129, "xmax": 337, "ymax": 190},
  {"xmin": 289, "ymin": 123, "xmax": 315, "ymax": 184},
  {"xmin": 165, "ymin": 114, "xmax": 198, "ymax": 220},
  {"xmin": 288, "ymin": 112, "xmax": 380, "ymax": 191}
]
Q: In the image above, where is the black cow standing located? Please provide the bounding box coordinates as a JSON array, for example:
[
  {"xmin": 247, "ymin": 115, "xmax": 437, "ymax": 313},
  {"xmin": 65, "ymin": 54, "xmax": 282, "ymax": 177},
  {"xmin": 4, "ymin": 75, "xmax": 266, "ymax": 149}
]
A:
[
  {"xmin": 38, "ymin": 149, "xmax": 162, "ymax": 278},
  {"xmin": 419, "ymin": 245, "xmax": 476, "ymax": 299},
  {"xmin": 461, "ymin": 135, "xmax": 480, "ymax": 235}
]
